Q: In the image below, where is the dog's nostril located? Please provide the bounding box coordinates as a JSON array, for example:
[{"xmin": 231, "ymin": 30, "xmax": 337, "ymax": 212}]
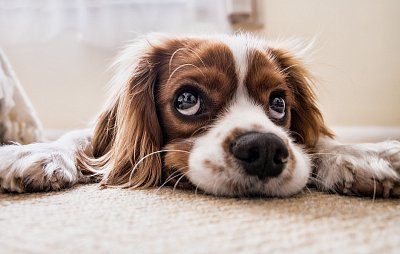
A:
[
  {"xmin": 230, "ymin": 139, "xmax": 258, "ymax": 162},
  {"xmin": 230, "ymin": 132, "xmax": 288, "ymax": 179},
  {"xmin": 273, "ymin": 148, "xmax": 289, "ymax": 165},
  {"xmin": 248, "ymin": 147, "xmax": 260, "ymax": 162}
]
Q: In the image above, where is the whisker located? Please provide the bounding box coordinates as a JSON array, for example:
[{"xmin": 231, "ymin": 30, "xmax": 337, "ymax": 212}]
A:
[
  {"xmin": 167, "ymin": 63, "xmax": 206, "ymax": 84},
  {"xmin": 169, "ymin": 47, "xmax": 186, "ymax": 75},
  {"xmin": 128, "ymin": 149, "xmax": 190, "ymax": 187},
  {"xmin": 309, "ymin": 152, "xmax": 337, "ymax": 155},
  {"xmin": 194, "ymin": 182, "xmax": 202, "ymax": 196},
  {"xmin": 309, "ymin": 152, "xmax": 350, "ymax": 157},
  {"xmin": 163, "ymin": 170, "xmax": 183, "ymax": 185},
  {"xmin": 190, "ymin": 125, "xmax": 210, "ymax": 137},
  {"xmin": 168, "ymin": 47, "xmax": 206, "ymax": 75},
  {"xmin": 157, "ymin": 172, "xmax": 184, "ymax": 193},
  {"xmin": 304, "ymin": 185, "xmax": 312, "ymax": 194},
  {"xmin": 185, "ymin": 47, "xmax": 207, "ymax": 69},
  {"xmin": 173, "ymin": 172, "xmax": 190, "ymax": 192},
  {"xmin": 157, "ymin": 165, "xmax": 190, "ymax": 192},
  {"xmin": 372, "ymin": 175, "xmax": 377, "ymax": 202},
  {"xmin": 279, "ymin": 64, "xmax": 298, "ymax": 76}
]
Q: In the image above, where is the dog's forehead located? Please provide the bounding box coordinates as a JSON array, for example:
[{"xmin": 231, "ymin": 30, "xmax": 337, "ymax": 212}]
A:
[
  {"xmin": 162, "ymin": 36, "xmax": 280, "ymax": 89},
  {"xmin": 212, "ymin": 35, "xmax": 272, "ymax": 86}
]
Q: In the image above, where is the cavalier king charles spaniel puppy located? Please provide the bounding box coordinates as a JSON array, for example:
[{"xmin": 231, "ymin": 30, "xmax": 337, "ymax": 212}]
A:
[{"xmin": 0, "ymin": 34, "xmax": 399, "ymax": 198}]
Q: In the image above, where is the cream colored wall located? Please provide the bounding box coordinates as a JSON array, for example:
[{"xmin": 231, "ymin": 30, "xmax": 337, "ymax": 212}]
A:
[
  {"xmin": 3, "ymin": 0, "xmax": 400, "ymax": 130},
  {"xmin": 3, "ymin": 36, "xmax": 114, "ymax": 130},
  {"xmin": 259, "ymin": 0, "xmax": 400, "ymax": 126}
]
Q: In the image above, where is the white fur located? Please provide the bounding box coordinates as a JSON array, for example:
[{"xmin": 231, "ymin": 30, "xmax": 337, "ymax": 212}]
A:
[
  {"xmin": 0, "ymin": 130, "xmax": 91, "ymax": 193},
  {"xmin": 313, "ymin": 137, "xmax": 400, "ymax": 197}
]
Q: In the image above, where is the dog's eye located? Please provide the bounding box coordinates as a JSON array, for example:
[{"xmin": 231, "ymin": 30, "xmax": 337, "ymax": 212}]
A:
[
  {"xmin": 175, "ymin": 91, "xmax": 201, "ymax": 116},
  {"xmin": 269, "ymin": 96, "xmax": 285, "ymax": 119}
]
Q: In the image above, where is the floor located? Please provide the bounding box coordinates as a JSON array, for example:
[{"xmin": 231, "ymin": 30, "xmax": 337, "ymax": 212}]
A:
[{"xmin": 1, "ymin": 184, "xmax": 399, "ymax": 254}]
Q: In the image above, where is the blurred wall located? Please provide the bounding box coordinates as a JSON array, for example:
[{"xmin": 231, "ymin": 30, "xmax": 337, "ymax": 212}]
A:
[
  {"xmin": 3, "ymin": 0, "xmax": 400, "ymax": 130},
  {"xmin": 3, "ymin": 36, "xmax": 114, "ymax": 129},
  {"xmin": 259, "ymin": 0, "xmax": 400, "ymax": 126}
]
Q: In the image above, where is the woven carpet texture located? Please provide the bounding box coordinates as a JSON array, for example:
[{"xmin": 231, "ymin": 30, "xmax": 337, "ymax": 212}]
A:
[{"xmin": 1, "ymin": 184, "xmax": 399, "ymax": 254}]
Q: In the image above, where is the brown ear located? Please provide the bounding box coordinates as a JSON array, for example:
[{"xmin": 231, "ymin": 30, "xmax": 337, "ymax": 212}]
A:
[
  {"xmin": 79, "ymin": 42, "xmax": 163, "ymax": 188},
  {"xmin": 271, "ymin": 48, "xmax": 334, "ymax": 147}
]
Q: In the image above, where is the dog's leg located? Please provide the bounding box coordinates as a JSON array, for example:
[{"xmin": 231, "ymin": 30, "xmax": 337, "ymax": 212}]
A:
[
  {"xmin": 0, "ymin": 129, "xmax": 93, "ymax": 193},
  {"xmin": 311, "ymin": 137, "xmax": 400, "ymax": 198}
]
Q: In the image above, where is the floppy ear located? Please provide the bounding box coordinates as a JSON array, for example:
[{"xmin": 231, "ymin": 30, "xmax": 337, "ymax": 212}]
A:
[
  {"xmin": 271, "ymin": 48, "xmax": 334, "ymax": 147},
  {"xmin": 79, "ymin": 40, "xmax": 163, "ymax": 188}
]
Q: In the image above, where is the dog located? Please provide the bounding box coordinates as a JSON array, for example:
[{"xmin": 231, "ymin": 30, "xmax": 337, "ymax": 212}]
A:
[{"xmin": 0, "ymin": 34, "xmax": 399, "ymax": 198}]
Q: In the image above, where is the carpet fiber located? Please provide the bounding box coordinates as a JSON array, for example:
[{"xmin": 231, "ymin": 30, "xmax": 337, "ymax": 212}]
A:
[{"xmin": 1, "ymin": 184, "xmax": 399, "ymax": 253}]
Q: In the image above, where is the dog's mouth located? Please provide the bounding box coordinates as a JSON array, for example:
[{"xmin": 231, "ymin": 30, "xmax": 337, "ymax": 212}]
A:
[
  {"xmin": 161, "ymin": 173, "xmax": 303, "ymax": 199},
  {"xmin": 161, "ymin": 150, "xmax": 288, "ymax": 197}
]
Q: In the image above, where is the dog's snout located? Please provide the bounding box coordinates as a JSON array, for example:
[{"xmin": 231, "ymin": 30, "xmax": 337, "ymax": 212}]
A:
[{"xmin": 230, "ymin": 132, "xmax": 289, "ymax": 179}]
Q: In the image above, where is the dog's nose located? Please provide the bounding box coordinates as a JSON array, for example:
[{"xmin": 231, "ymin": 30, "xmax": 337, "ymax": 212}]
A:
[{"xmin": 230, "ymin": 132, "xmax": 289, "ymax": 179}]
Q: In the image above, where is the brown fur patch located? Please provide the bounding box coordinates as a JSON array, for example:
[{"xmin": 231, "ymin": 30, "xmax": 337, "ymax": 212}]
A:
[
  {"xmin": 221, "ymin": 128, "xmax": 248, "ymax": 157},
  {"xmin": 203, "ymin": 160, "xmax": 225, "ymax": 173},
  {"xmin": 269, "ymin": 48, "xmax": 334, "ymax": 147},
  {"xmin": 155, "ymin": 40, "xmax": 238, "ymax": 142}
]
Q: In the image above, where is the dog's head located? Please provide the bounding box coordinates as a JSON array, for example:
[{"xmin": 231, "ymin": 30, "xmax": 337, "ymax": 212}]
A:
[{"xmin": 85, "ymin": 34, "xmax": 332, "ymax": 197}]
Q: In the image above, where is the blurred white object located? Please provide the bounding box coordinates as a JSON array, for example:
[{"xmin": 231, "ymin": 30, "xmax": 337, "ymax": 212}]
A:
[
  {"xmin": 0, "ymin": 49, "xmax": 43, "ymax": 144},
  {"xmin": 0, "ymin": 0, "xmax": 231, "ymax": 48},
  {"xmin": 227, "ymin": 0, "xmax": 253, "ymax": 24},
  {"xmin": 226, "ymin": 0, "xmax": 262, "ymax": 27}
]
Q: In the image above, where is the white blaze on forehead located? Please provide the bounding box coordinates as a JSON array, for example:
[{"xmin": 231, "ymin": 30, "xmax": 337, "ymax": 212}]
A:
[
  {"xmin": 210, "ymin": 34, "xmax": 252, "ymax": 89},
  {"xmin": 212, "ymin": 34, "xmax": 271, "ymax": 104},
  {"xmin": 225, "ymin": 38, "xmax": 249, "ymax": 87}
]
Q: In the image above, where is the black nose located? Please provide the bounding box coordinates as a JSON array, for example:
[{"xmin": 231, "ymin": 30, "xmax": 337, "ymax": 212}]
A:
[{"xmin": 230, "ymin": 132, "xmax": 289, "ymax": 179}]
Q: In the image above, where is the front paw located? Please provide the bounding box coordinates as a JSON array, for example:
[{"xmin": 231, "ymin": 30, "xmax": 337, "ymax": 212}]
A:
[
  {"xmin": 0, "ymin": 143, "xmax": 79, "ymax": 193},
  {"xmin": 314, "ymin": 140, "xmax": 400, "ymax": 198}
]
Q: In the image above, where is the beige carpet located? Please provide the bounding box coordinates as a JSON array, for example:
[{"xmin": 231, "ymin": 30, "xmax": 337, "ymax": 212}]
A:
[{"xmin": 1, "ymin": 184, "xmax": 399, "ymax": 254}]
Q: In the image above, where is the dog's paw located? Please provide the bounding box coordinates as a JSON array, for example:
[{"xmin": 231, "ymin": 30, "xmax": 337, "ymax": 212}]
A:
[
  {"xmin": 0, "ymin": 143, "xmax": 80, "ymax": 193},
  {"xmin": 314, "ymin": 140, "xmax": 400, "ymax": 198}
]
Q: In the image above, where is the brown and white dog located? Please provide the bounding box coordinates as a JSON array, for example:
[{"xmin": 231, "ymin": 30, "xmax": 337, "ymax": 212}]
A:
[{"xmin": 1, "ymin": 34, "xmax": 399, "ymax": 197}]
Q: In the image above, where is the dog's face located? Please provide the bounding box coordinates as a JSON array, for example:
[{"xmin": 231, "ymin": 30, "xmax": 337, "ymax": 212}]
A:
[{"xmin": 88, "ymin": 34, "xmax": 332, "ymax": 197}]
